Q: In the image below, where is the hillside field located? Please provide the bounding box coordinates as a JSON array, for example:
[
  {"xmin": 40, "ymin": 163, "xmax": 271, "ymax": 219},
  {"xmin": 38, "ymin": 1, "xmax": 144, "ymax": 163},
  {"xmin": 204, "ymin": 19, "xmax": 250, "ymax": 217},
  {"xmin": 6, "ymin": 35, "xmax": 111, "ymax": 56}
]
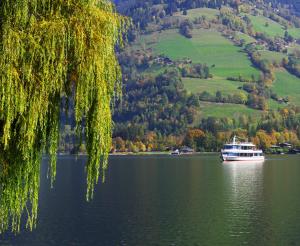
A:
[
  {"xmin": 183, "ymin": 77, "xmax": 242, "ymax": 95},
  {"xmin": 130, "ymin": 8, "xmax": 300, "ymax": 118},
  {"xmin": 138, "ymin": 29, "xmax": 260, "ymax": 79},
  {"xmin": 199, "ymin": 102, "xmax": 261, "ymax": 118},
  {"xmin": 259, "ymin": 50, "xmax": 287, "ymax": 63},
  {"xmin": 272, "ymin": 70, "xmax": 300, "ymax": 106},
  {"xmin": 174, "ymin": 7, "xmax": 219, "ymax": 20},
  {"xmin": 236, "ymin": 32, "xmax": 257, "ymax": 44},
  {"xmin": 246, "ymin": 13, "xmax": 300, "ymax": 39},
  {"xmin": 246, "ymin": 14, "xmax": 286, "ymax": 37}
]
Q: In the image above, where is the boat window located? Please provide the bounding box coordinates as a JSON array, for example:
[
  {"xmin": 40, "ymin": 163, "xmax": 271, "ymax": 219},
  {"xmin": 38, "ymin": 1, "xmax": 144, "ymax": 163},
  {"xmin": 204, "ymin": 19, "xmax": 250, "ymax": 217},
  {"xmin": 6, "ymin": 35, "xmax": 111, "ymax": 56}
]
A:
[
  {"xmin": 241, "ymin": 146, "xmax": 254, "ymax": 150},
  {"xmin": 224, "ymin": 145, "xmax": 241, "ymax": 150}
]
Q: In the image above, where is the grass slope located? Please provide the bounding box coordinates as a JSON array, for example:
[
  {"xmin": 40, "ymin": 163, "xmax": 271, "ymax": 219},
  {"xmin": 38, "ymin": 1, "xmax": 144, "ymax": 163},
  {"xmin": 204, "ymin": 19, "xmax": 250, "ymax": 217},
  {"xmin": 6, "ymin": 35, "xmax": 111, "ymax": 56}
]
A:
[
  {"xmin": 287, "ymin": 28, "xmax": 300, "ymax": 39},
  {"xmin": 272, "ymin": 70, "xmax": 300, "ymax": 106},
  {"xmin": 131, "ymin": 12, "xmax": 300, "ymax": 118},
  {"xmin": 259, "ymin": 50, "xmax": 287, "ymax": 63},
  {"xmin": 268, "ymin": 99, "xmax": 285, "ymax": 110},
  {"xmin": 134, "ymin": 28, "xmax": 263, "ymax": 118},
  {"xmin": 174, "ymin": 8, "xmax": 219, "ymax": 20},
  {"xmin": 199, "ymin": 102, "xmax": 261, "ymax": 118},
  {"xmin": 246, "ymin": 14, "xmax": 300, "ymax": 39},
  {"xmin": 183, "ymin": 77, "xmax": 242, "ymax": 95},
  {"xmin": 246, "ymin": 14, "xmax": 285, "ymax": 37},
  {"xmin": 142, "ymin": 29, "xmax": 260, "ymax": 79},
  {"xmin": 236, "ymin": 32, "xmax": 256, "ymax": 44}
]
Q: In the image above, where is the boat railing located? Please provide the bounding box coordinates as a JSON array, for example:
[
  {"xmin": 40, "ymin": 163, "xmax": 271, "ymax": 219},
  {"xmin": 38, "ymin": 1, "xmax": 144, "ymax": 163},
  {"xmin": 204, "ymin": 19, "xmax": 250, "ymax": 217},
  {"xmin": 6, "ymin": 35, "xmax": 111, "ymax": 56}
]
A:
[{"xmin": 224, "ymin": 136, "xmax": 255, "ymax": 146}]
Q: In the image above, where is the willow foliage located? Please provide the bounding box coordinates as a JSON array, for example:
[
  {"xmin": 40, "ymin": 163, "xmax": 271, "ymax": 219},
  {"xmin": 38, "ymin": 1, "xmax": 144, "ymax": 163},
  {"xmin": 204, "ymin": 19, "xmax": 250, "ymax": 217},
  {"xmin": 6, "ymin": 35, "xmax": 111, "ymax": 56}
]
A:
[{"xmin": 0, "ymin": 0, "xmax": 128, "ymax": 234}]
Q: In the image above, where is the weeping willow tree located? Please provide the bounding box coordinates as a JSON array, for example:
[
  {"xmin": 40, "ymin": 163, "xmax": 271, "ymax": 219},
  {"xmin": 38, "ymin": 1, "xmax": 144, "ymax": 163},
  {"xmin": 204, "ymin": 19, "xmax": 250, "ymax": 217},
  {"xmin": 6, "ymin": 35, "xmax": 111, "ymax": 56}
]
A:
[{"xmin": 0, "ymin": 0, "xmax": 128, "ymax": 234}]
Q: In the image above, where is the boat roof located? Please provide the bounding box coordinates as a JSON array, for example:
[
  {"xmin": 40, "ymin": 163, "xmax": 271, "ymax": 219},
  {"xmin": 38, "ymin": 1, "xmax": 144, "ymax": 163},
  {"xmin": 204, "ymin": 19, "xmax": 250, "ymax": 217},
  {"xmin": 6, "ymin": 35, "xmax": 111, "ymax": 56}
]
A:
[
  {"xmin": 224, "ymin": 143, "xmax": 255, "ymax": 146},
  {"xmin": 224, "ymin": 136, "xmax": 256, "ymax": 147}
]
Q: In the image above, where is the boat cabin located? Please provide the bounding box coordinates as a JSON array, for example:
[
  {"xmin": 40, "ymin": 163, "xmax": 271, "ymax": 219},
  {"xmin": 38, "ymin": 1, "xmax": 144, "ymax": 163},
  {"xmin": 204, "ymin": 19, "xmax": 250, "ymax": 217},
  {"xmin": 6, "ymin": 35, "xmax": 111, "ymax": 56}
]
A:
[{"xmin": 223, "ymin": 144, "xmax": 256, "ymax": 150}]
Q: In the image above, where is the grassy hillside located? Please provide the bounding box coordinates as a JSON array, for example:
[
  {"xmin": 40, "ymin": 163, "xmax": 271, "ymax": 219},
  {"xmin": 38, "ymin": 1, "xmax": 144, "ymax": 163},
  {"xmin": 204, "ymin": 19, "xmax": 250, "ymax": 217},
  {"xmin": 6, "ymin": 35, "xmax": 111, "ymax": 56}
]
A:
[
  {"xmin": 128, "ymin": 7, "xmax": 300, "ymax": 119},
  {"xmin": 259, "ymin": 50, "xmax": 287, "ymax": 63},
  {"xmin": 183, "ymin": 77, "xmax": 242, "ymax": 95},
  {"xmin": 236, "ymin": 32, "xmax": 257, "ymax": 44},
  {"xmin": 199, "ymin": 102, "xmax": 261, "ymax": 118},
  {"xmin": 174, "ymin": 8, "xmax": 219, "ymax": 20},
  {"xmin": 111, "ymin": 3, "xmax": 300, "ymax": 151},
  {"xmin": 246, "ymin": 14, "xmax": 285, "ymax": 37},
  {"xmin": 268, "ymin": 99, "xmax": 285, "ymax": 110},
  {"xmin": 287, "ymin": 28, "xmax": 300, "ymax": 39},
  {"xmin": 245, "ymin": 13, "xmax": 300, "ymax": 39},
  {"xmin": 139, "ymin": 29, "xmax": 260, "ymax": 79},
  {"xmin": 272, "ymin": 70, "xmax": 300, "ymax": 106}
]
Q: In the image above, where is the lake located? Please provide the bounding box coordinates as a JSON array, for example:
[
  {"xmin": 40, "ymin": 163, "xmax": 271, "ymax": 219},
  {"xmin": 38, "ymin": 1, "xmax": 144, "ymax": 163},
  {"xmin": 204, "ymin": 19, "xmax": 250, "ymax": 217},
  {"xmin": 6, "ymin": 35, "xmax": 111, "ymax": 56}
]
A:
[{"xmin": 1, "ymin": 154, "xmax": 300, "ymax": 245}]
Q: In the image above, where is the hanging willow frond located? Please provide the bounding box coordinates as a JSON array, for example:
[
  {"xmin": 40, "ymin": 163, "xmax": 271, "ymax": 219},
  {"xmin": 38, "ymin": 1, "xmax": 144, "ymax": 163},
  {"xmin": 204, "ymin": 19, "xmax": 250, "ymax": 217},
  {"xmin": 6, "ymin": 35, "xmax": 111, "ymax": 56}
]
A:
[{"xmin": 0, "ymin": 0, "xmax": 129, "ymax": 234}]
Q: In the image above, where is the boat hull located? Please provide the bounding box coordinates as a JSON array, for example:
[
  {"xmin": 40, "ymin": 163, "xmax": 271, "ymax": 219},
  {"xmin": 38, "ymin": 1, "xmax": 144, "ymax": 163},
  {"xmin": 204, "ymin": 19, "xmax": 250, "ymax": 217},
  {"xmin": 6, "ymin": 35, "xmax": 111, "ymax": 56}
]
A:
[{"xmin": 222, "ymin": 155, "xmax": 265, "ymax": 162}]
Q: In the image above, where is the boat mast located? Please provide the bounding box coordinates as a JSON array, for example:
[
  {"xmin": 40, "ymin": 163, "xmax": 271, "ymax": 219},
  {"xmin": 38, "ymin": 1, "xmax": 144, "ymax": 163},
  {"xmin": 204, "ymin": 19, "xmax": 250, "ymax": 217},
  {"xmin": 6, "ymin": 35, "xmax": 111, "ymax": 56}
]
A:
[{"xmin": 233, "ymin": 135, "xmax": 236, "ymax": 144}]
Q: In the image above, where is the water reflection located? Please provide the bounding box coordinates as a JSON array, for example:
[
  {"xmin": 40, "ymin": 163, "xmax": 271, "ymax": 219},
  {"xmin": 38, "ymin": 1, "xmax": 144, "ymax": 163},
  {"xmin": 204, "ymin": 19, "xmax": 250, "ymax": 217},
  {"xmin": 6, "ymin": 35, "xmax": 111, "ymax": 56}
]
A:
[
  {"xmin": 3, "ymin": 156, "xmax": 300, "ymax": 245},
  {"xmin": 223, "ymin": 161, "xmax": 264, "ymax": 194},
  {"xmin": 222, "ymin": 161, "xmax": 266, "ymax": 244}
]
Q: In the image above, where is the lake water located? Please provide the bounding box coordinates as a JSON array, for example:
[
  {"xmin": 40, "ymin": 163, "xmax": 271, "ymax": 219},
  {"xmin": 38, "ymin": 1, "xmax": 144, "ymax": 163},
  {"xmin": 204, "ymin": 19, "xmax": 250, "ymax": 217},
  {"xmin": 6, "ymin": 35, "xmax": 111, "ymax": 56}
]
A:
[{"xmin": 1, "ymin": 155, "xmax": 300, "ymax": 245}]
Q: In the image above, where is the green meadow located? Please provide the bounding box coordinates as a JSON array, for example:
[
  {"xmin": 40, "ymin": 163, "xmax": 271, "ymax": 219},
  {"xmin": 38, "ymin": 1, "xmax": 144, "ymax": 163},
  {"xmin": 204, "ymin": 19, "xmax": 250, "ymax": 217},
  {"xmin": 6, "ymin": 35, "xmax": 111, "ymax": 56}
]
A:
[
  {"xmin": 259, "ymin": 50, "xmax": 287, "ymax": 63},
  {"xmin": 246, "ymin": 13, "xmax": 300, "ymax": 39},
  {"xmin": 183, "ymin": 77, "xmax": 243, "ymax": 95},
  {"xmin": 132, "ymin": 12, "xmax": 300, "ymax": 118},
  {"xmin": 287, "ymin": 28, "xmax": 300, "ymax": 39},
  {"xmin": 174, "ymin": 8, "xmax": 219, "ymax": 20},
  {"xmin": 268, "ymin": 99, "xmax": 286, "ymax": 110},
  {"xmin": 141, "ymin": 29, "xmax": 260, "ymax": 79},
  {"xmin": 199, "ymin": 102, "xmax": 261, "ymax": 118},
  {"xmin": 246, "ymin": 14, "xmax": 285, "ymax": 37},
  {"xmin": 272, "ymin": 70, "xmax": 300, "ymax": 106},
  {"xmin": 236, "ymin": 32, "xmax": 257, "ymax": 44}
]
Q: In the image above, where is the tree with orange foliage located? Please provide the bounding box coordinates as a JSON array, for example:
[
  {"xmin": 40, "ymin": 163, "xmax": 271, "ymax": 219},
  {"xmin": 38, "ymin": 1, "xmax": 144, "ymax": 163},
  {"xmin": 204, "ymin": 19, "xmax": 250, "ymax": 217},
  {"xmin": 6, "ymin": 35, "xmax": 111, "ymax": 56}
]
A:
[
  {"xmin": 184, "ymin": 129, "xmax": 205, "ymax": 150},
  {"xmin": 252, "ymin": 130, "xmax": 276, "ymax": 150}
]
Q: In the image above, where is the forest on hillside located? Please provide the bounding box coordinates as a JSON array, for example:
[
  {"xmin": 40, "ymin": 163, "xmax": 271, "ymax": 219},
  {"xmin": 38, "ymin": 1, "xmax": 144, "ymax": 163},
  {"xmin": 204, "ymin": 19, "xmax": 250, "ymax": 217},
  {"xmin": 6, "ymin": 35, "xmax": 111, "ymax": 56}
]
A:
[{"xmin": 59, "ymin": 0, "xmax": 300, "ymax": 154}]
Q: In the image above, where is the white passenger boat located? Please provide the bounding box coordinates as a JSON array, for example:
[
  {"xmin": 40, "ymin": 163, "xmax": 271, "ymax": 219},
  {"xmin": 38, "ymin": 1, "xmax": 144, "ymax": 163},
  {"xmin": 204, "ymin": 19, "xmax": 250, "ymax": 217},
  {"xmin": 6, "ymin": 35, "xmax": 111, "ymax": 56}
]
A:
[{"xmin": 221, "ymin": 136, "xmax": 265, "ymax": 162}]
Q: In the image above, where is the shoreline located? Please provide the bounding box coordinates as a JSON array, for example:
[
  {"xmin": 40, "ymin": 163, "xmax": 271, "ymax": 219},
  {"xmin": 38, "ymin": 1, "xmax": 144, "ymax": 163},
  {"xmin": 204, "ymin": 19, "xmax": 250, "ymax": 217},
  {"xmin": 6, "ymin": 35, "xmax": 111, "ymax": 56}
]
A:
[
  {"xmin": 109, "ymin": 152, "xmax": 218, "ymax": 156},
  {"xmin": 54, "ymin": 152, "xmax": 219, "ymax": 157},
  {"xmin": 53, "ymin": 152, "xmax": 300, "ymax": 157}
]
